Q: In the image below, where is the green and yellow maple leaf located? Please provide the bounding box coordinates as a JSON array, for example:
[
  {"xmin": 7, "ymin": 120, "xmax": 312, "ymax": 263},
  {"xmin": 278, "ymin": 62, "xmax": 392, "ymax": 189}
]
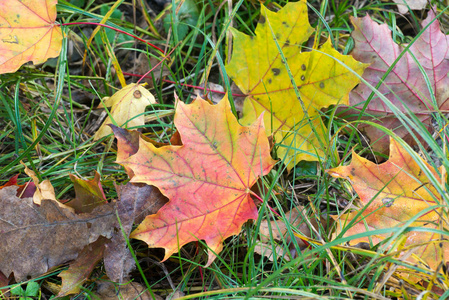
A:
[{"xmin": 226, "ymin": 0, "xmax": 367, "ymax": 170}]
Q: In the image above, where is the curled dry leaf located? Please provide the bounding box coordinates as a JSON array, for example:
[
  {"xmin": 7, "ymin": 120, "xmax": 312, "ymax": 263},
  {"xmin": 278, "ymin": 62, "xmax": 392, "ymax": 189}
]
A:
[
  {"xmin": 22, "ymin": 162, "xmax": 72, "ymax": 211},
  {"xmin": 94, "ymin": 84, "xmax": 156, "ymax": 140}
]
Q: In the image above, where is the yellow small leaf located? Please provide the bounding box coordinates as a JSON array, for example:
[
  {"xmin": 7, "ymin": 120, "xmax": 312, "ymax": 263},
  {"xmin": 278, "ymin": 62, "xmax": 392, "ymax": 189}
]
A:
[{"xmin": 94, "ymin": 84, "xmax": 156, "ymax": 140}]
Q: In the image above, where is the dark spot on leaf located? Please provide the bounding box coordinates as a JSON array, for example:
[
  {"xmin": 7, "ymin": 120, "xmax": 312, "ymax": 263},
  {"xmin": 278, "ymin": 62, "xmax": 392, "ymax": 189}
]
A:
[
  {"xmin": 272, "ymin": 68, "xmax": 280, "ymax": 76},
  {"xmin": 268, "ymin": 79, "xmax": 272, "ymax": 84},
  {"xmin": 350, "ymin": 168, "xmax": 355, "ymax": 176},
  {"xmin": 320, "ymin": 82, "xmax": 325, "ymax": 89},
  {"xmin": 276, "ymin": 33, "xmax": 281, "ymax": 39},
  {"xmin": 382, "ymin": 197, "xmax": 394, "ymax": 207},
  {"xmin": 301, "ymin": 75, "xmax": 305, "ymax": 81},
  {"xmin": 283, "ymin": 39, "xmax": 290, "ymax": 47},
  {"xmin": 133, "ymin": 90, "xmax": 142, "ymax": 98},
  {"xmin": 301, "ymin": 64, "xmax": 306, "ymax": 71},
  {"xmin": 259, "ymin": 15, "xmax": 266, "ymax": 24}
]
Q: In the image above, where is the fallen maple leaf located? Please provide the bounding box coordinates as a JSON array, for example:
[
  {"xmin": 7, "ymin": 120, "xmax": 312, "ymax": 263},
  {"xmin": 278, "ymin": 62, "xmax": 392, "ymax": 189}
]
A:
[
  {"xmin": 0, "ymin": 0, "xmax": 62, "ymax": 74},
  {"xmin": 109, "ymin": 125, "xmax": 174, "ymax": 179},
  {"xmin": 116, "ymin": 95, "xmax": 276, "ymax": 266},
  {"xmin": 0, "ymin": 186, "xmax": 117, "ymax": 282},
  {"xmin": 347, "ymin": 11, "xmax": 449, "ymax": 154},
  {"xmin": 226, "ymin": 0, "xmax": 367, "ymax": 170},
  {"xmin": 94, "ymin": 83, "xmax": 156, "ymax": 140},
  {"xmin": 326, "ymin": 137, "xmax": 449, "ymax": 280}
]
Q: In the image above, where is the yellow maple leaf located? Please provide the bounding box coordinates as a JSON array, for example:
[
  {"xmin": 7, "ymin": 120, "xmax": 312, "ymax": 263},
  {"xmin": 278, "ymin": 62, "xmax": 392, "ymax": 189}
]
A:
[
  {"xmin": 226, "ymin": 0, "xmax": 367, "ymax": 170},
  {"xmin": 94, "ymin": 83, "xmax": 156, "ymax": 140}
]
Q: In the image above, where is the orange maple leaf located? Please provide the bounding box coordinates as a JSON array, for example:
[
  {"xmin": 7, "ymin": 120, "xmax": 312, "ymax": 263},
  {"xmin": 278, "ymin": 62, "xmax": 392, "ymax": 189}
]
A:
[
  {"xmin": 0, "ymin": 0, "xmax": 62, "ymax": 74},
  {"xmin": 326, "ymin": 137, "xmax": 449, "ymax": 280},
  {"xmin": 116, "ymin": 95, "xmax": 276, "ymax": 266}
]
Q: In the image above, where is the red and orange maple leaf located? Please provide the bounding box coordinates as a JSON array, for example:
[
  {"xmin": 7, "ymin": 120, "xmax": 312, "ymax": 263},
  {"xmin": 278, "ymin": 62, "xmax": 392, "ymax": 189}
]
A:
[
  {"xmin": 116, "ymin": 95, "xmax": 276, "ymax": 266},
  {"xmin": 327, "ymin": 137, "xmax": 449, "ymax": 280},
  {"xmin": 0, "ymin": 0, "xmax": 62, "ymax": 74}
]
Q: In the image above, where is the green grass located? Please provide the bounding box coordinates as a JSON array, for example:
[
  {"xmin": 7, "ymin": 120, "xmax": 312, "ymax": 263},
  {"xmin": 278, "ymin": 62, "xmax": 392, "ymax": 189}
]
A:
[{"xmin": 1, "ymin": 0, "xmax": 449, "ymax": 299}]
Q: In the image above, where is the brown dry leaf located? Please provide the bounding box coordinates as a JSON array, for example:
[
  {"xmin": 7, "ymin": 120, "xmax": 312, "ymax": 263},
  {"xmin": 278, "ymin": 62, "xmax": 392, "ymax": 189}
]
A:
[
  {"xmin": 104, "ymin": 182, "xmax": 167, "ymax": 283},
  {"xmin": 94, "ymin": 84, "xmax": 156, "ymax": 140},
  {"xmin": 58, "ymin": 237, "xmax": 107, "ymax": 296},
  {"xmin": 0, "ymin": 186, "xmax": 117, "ymax": 282}
]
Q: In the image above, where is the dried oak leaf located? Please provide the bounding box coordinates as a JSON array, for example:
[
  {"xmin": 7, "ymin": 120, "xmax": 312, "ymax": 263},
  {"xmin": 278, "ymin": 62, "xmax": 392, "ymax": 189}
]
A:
[
  {"xmin": 116, "ymin": 95, "xmax": 276, "ymax": 266},
  {"xmin": 0, "ymin": 0, "xmax": 62, "ymax": 74},
  {"xmin": 326, "ymin": 137, "xmax": 449, "ymax": 282},
  {"xmin": 0, "ymin": 186, "xmax": 117, "ymax": 282},
  {"xmin": 347, "ymin": 11, "xmax": 449, "ymax": 154},
  {"xmin": 226, "ymin": 0, "xmax": 367, "ymax": 170},
  {"xmin": 94, "ymin": 84, "xmax": 156, "ymax": 140}
]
